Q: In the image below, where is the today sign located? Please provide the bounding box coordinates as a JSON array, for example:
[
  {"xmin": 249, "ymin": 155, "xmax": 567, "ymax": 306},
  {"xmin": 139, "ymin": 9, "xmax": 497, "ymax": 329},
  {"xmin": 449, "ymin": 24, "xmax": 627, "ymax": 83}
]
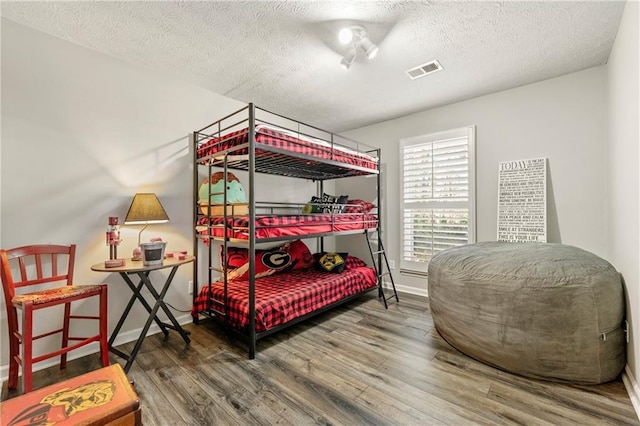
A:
[{"xmin": 497, "ymin": 157, "xmax": 547, "ymax": 243}]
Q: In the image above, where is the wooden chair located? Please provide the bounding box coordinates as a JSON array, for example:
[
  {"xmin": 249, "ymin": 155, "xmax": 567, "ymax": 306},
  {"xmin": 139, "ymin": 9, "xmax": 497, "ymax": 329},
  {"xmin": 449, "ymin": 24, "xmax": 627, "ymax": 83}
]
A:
[{"xmin": 0, "ymin": 244, "xmax": 109, "ymax": 393}]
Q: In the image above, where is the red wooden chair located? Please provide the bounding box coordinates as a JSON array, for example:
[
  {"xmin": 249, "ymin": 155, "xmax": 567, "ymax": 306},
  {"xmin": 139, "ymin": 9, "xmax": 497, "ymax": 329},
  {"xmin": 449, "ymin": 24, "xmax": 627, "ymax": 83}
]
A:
[{"xmin": 0, "ymin": 244, "xmax": 109, "ymax": 393}]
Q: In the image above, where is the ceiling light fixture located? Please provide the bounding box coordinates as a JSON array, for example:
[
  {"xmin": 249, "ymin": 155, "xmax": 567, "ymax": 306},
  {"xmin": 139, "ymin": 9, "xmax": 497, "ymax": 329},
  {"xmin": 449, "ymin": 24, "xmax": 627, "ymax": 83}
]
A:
[
  {"xmin": 338, "ymin": 25, "xmax": 378, "ymax": 69},
  {"xmin": 340, "ymin": 46, "xmax": 357, "ymax": 69},
  {"xmin": 338, "ymin": 28, "xmax": 355, "ymax": 44},
  {"xmin": 359, "ymin": 37, "xmax": 379, "ymax": 59}
]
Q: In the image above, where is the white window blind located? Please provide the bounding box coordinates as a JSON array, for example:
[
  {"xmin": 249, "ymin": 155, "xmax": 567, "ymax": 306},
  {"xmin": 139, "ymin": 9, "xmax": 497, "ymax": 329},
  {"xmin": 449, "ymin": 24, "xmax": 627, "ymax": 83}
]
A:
[{"xmin": 400, "ymin": 126, "xmax": 476, "ymax": 274}]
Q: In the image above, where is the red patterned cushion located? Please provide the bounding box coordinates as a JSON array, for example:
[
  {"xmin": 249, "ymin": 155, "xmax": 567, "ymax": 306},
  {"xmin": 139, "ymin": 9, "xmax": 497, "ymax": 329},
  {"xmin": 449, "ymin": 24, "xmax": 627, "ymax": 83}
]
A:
[
  {"xmin": 343, "ymin": 199, "xmax": 375, "ymax": 214},
  {"xmin": 221, "ymin": 246, "xmax": 250, "ymax": 270},
  {"xmin": 345, "ymin": 255, "xmax": 368, "ymax": 270},
  {"xmin": 226, "ymin": 239, "xmax": 314, "ymax": 281}
]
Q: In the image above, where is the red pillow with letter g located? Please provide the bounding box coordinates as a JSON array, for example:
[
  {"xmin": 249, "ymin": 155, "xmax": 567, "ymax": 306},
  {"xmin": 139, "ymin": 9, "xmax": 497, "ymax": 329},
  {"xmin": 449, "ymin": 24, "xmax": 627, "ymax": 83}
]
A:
[{"xmin": 226, "ymin": 239, "xmax": 313, "ymax": 281}]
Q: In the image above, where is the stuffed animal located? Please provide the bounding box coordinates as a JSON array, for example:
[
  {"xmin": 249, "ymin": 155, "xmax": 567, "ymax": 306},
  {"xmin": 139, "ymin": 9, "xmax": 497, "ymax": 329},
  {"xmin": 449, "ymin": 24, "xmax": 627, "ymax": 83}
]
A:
[{"xmin": 199, "ymin": 171, "xmax": 247, "ymax": 204}]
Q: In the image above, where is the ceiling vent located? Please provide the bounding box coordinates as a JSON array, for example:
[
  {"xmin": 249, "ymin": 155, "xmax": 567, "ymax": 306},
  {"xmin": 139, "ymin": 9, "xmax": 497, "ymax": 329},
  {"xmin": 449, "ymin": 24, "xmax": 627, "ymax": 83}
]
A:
[{"xmin": 406, "ymin": 60, "xmax": 443, "ymax": 80}]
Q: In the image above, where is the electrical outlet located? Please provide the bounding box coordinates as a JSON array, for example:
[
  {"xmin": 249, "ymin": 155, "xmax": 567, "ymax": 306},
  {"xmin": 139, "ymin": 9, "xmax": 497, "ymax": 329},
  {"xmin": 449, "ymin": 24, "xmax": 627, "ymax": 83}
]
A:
[
  {"xmin": 625, "ymin": 320, "xmax": 630, "ymax": 343},
  {"xmin": 188, "ymin": 280, "xmax": 193, "ymax": 295},
  {"xmin": 389, "ymin": 260, "xmax": 395, "ymax": 269}
]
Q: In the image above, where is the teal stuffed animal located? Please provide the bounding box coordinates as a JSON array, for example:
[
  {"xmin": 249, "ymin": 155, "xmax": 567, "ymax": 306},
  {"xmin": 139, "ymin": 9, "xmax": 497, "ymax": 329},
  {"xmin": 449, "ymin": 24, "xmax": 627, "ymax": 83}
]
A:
[{"xmin": 199, "ymin": 171, "xmax": 247, "ymax": 204}]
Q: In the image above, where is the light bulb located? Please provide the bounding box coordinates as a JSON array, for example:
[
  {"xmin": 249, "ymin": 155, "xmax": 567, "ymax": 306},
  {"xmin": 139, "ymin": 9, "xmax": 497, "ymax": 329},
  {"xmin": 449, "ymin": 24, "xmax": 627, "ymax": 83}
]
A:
[{"xmin": 338, "ymin": 28, "xmax": 353, "ymax": 44}]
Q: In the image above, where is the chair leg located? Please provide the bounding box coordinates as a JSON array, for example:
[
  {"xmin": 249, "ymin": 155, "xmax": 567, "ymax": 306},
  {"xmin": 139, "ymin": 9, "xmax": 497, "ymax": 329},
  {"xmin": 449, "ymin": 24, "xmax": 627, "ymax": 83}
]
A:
[
  {"xmin": 21, "ymin": 305, "xmax": 34, "ymax": 393},
  {"xmin": 60, "ymin": 301, "xmax": 71, "ymax": 370},
  {"xmin": 99, "ymin": 285, "xmax": 109, "ymax": 367},
  {"xmin": 7, "ymin": 309, "xmax": 20, "ymax": 390}
]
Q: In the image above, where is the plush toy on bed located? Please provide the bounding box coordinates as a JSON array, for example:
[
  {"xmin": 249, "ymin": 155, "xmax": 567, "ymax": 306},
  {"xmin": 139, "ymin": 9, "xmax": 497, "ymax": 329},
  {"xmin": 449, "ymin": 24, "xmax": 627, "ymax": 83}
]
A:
[
  {"xmin": 199, "ymin": 171, "xmax": 247, "ymax": 215},
  {"xmin": 199, "ymin": 171, "xmax": 246, "ymax": 204}
]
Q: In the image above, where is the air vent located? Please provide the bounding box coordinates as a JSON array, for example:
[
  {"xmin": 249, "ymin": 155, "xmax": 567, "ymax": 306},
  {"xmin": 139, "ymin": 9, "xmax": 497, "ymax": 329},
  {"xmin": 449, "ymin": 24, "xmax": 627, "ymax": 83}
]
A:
[{"xmin": 406, "ymin": 60, "xmax": 443, "ymax": 80}]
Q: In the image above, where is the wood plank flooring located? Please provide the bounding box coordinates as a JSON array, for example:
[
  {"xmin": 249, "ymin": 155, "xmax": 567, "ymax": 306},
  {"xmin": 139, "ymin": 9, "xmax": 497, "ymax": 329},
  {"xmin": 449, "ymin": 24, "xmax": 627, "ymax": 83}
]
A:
[{"xmin": 3, "ymin": 292, "xmax": 637, "ymax": 425}]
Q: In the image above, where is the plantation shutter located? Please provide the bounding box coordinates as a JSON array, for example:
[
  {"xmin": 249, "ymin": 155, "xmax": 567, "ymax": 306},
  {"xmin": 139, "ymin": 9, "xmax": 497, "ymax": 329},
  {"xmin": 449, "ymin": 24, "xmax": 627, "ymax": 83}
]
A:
[{"xmin": 400, "ymin": 126, "xmax": 476, "ymax": 274}]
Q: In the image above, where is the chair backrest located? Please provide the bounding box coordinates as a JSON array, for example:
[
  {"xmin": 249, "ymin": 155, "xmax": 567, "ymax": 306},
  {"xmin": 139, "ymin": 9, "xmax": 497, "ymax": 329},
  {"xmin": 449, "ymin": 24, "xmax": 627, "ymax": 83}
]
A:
[{"xmin": 0, "ymin": 244, "xmax": 77, "ymax": 304}]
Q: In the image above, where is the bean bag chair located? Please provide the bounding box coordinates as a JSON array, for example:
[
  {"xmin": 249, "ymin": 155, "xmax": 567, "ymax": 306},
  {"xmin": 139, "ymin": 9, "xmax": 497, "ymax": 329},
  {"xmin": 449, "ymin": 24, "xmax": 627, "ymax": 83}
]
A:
[{"xmin": 428, "ymin": 242, "xmax": 626, "ymax": 384}]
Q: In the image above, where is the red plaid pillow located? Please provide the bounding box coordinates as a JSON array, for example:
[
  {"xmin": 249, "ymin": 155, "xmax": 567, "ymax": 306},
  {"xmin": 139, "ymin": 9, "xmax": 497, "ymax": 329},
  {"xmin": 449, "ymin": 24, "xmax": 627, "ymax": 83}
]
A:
[
  {"xmin": 345, "ymin": 255, "xmax": 368, "ymax": 269},
  {"xmin": 343, "ymin": 199, "xmax": 375, "ymax": 214},
  {"xmin": 226, "ymin": 239, "xmax": 314, "ymax": 280}
]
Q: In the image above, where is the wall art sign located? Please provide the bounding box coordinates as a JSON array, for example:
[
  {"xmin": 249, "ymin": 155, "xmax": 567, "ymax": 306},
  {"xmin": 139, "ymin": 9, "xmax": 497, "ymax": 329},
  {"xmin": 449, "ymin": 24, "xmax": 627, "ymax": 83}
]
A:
[{"xmin": 497, "ymin": 157, "xmax": 547, "ymax": 243}]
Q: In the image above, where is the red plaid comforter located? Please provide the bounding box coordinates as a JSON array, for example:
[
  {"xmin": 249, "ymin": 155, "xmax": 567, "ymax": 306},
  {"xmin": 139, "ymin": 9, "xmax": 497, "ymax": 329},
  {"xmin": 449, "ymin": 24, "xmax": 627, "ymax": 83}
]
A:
[
  {"xmin": 197, "ymin": 213, "xmax": 378, "ymax": 240},
  {"xmin": 191, "ymin": 263, "xmax": 377, "ymax": 332},
  {"xmin": 196, "ymin": 125, "xmax": 378, "ymax": 172}
]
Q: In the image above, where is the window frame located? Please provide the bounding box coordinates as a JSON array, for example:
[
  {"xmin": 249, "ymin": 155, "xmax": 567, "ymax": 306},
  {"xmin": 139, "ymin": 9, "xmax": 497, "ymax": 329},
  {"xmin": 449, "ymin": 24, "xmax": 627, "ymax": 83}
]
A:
[{"xmin": 399, "ymin": 126, "xmax": 477, "ymax": 275}]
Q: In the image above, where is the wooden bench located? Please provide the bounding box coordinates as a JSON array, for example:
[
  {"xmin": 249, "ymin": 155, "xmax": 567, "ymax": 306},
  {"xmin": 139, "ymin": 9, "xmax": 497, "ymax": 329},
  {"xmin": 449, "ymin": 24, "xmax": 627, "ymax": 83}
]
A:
[{"xmin": 1, "ymin": 364, "xmax": 141, "ymax": 425}]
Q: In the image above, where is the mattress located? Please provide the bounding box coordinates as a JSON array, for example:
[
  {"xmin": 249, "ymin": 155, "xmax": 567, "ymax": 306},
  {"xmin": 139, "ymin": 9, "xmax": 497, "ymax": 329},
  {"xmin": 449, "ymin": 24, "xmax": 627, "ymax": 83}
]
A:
[
  {"xmin": 196, "ymin": 124, "xmax": 378, "ymax": 172},
  {"xmin": 191, "ymin": 261, "xmax": 377, "ymax": 332},
  {"xmin": 196, "ymin": 212, "xmax": 378, "ymax": 240}
]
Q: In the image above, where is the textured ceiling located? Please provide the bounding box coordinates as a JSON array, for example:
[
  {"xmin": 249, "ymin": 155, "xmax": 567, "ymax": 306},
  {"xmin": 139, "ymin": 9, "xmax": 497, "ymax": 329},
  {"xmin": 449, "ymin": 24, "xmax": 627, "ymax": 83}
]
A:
[{"xmin": 0, "ymin": 1, "xmax": 626, "ymax": 132}]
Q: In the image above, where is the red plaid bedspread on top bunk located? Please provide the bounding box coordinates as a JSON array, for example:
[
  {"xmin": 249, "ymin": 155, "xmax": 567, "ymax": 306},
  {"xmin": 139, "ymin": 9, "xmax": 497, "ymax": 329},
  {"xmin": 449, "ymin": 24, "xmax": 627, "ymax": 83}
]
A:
[
  {"xmin": 197, "ymin": 213, "xmax": 378, "ymax": 240},
  {"xmin": 196, "ymin": 124, "xmax": 378, "ymax": 172},
  {"xmin": 191, "ymin": 258, "xmax": 377, "ymax": 332}
]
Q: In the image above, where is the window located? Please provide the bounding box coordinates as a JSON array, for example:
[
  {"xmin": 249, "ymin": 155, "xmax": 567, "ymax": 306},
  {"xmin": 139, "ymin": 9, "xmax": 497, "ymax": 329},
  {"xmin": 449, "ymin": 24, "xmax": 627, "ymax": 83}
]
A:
[{"xmin": 399, "ymin": 126, "xmax": 476, "ymax": 275}]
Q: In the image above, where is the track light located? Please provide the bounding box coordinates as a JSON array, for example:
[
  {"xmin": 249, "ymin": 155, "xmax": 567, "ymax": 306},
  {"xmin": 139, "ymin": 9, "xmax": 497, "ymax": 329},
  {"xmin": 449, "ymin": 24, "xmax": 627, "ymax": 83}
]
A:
[
  {"xmin": 340, "ymin": 46, "xmax": 357, "ymax": 69},
  {"xmin": 338, "ymin": 25, "xmax": 378, "ymax": 69},
  {"xmin": 360, "ymin": 36, "xmax": 379, "ymax": 59}
]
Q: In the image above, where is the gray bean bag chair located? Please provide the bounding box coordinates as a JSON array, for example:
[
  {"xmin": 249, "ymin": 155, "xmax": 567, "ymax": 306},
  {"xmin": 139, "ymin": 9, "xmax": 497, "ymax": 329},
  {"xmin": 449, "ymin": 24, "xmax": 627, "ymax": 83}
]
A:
[{"xmin": 428, "ymin": 242, "xmax": 626, "ymax": 384}]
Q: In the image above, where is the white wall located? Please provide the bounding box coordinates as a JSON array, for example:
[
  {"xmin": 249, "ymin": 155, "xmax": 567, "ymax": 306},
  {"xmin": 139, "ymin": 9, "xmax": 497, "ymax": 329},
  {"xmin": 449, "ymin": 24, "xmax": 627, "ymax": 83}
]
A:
[
  {"xmin": 338, "ymin": 67, "xmax": 608, "ymax": 295},
  {"xmin": 607, "ymin": 0, "xmax": 639, "ymax": 404},
  {"xmin": 0, "ymin": 19, "xmax": 317, "ymax": 374}
]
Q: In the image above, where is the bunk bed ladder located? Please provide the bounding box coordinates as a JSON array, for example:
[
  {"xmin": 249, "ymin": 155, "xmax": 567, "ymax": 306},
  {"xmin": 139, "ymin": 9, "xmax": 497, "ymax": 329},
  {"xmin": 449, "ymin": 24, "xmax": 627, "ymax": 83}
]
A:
[{"xmin": 365, "ymin": 230, "xmax": 399, "ymax": 309}]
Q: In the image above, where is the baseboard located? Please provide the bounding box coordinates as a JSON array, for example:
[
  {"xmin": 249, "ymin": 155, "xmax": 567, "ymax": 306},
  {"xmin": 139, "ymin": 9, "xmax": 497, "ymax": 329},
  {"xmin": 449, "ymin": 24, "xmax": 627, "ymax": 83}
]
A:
[
  {"xmin": 0, "ymin": 313, "xmax": 193, "ymax": 381},
  {"xmin": 623, "ymin": 364, "xmax": 640, "ymax": 420},
  {"xmin": 382, "ymin": 281, "xmax": 428, "ymax": 298}
]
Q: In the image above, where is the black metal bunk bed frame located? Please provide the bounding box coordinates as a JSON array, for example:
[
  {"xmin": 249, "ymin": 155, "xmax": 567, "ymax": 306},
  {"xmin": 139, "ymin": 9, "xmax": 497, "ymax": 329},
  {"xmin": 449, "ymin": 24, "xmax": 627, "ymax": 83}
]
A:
[{"xmin": 192, "ymin": 103, "xmax": 397, "ymax": 358}]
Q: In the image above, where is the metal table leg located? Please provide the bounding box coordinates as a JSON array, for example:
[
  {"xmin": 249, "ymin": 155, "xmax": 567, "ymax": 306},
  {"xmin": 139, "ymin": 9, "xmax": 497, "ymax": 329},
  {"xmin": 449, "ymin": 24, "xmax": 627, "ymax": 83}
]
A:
[
  {"xmin": 138, "ymin": 267, "xmax": 191, "ymax": 345},
  {"xmin": 120, "ymin": 266, "xmax": 191, "ymax": 372},
  {"xmin": 121, "ymin": 271, "xmax": 170, "ymax": 337}
]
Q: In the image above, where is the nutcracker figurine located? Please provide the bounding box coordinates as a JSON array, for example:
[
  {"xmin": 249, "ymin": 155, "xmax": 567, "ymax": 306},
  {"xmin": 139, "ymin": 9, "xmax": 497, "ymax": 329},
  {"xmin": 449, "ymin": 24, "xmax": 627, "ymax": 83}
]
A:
[{"xmin": 106, "ymin": 216, "xmax": 122, "ymax": 260}]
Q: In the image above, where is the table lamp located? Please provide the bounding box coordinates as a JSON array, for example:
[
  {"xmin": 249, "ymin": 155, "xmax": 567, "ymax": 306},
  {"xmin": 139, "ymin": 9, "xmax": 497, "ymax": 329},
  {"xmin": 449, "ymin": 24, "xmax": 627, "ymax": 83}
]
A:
[{"xmin": 124, "ymin": 193, "xmax": 170, "ymax": 261}]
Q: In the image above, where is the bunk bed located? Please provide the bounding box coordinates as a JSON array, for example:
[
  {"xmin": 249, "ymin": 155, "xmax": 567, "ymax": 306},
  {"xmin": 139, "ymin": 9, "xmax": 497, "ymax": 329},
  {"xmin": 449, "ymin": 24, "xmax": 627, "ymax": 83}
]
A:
[{"xmin": 191, "ymin": 103, "xmax": 397, "ymax": 358}]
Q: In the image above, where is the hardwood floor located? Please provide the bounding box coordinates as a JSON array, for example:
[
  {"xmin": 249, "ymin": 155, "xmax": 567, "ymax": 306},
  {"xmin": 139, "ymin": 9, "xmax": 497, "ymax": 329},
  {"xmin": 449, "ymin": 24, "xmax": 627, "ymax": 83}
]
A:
[{"xmin": 3, "ymin": 292, "xmax": 638, "ymax": 425}]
